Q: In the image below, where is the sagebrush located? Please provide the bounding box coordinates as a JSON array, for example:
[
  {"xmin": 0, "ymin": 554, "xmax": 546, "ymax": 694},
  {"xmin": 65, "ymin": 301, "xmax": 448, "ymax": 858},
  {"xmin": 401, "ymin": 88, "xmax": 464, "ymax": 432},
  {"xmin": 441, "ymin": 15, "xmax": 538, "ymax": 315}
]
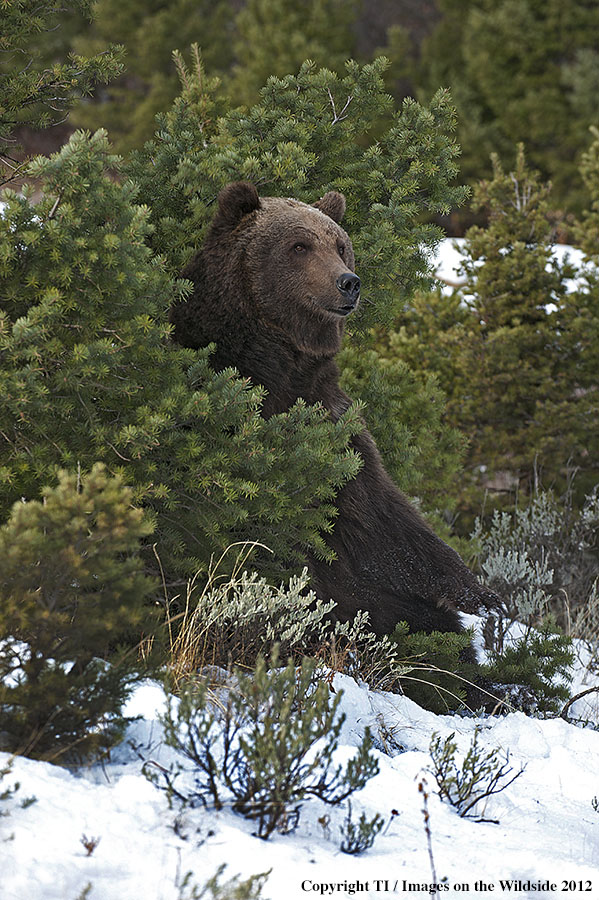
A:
[{"xmin": 146, "ymin": 651, "xmax": 379, "ymax": 840}]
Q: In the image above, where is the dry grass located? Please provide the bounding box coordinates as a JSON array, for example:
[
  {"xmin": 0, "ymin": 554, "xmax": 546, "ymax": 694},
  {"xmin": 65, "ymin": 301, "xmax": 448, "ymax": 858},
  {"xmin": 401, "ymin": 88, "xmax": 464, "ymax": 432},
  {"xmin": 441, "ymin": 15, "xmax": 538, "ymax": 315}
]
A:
[
  {"xmin": 571, "ymin": 580, "xmax": 599, "ymax": 675},
  {"xmin": 164, "ymin": 542, "xmax": 272, "ymax": 690},
  {"xmin": 157, "ymin": 545, "xmax": 510, "ymax": 717}
]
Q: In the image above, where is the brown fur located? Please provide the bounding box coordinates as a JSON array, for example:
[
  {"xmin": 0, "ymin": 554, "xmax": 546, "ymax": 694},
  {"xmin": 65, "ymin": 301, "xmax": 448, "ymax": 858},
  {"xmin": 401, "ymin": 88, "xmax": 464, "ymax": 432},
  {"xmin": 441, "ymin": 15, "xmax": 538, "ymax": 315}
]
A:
[{"xmin": 171, "ymin": 182, "xmax": 498, "ymax": 641}]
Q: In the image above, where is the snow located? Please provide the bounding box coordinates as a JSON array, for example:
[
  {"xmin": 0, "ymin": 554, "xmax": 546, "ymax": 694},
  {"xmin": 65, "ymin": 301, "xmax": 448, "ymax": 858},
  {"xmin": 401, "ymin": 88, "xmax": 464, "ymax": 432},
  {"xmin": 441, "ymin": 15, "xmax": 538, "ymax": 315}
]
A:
[
  {"xmin": 431, "ymin": 239, "xmax": 588, "ymax": 295},
  {"xmin": 2, "ymin": 631, "xmax": 598, "ymax": 900}
]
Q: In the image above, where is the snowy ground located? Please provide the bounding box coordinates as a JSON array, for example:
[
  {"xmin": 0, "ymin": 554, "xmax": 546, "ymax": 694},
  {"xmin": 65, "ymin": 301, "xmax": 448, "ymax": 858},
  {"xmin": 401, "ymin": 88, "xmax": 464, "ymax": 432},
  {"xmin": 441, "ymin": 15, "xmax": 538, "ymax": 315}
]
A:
[{"xmin": 2, "ymin": 625, "xmax": 598, "ymax": 900}]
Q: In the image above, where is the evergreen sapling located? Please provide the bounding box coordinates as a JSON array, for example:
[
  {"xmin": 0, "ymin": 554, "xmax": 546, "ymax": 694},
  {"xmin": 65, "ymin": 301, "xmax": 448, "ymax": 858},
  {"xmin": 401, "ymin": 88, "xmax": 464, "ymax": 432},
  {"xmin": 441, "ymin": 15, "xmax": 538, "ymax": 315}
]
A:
[{"xmin": 0, "ymin": 465, "xmax": 156, "ymax": 761}]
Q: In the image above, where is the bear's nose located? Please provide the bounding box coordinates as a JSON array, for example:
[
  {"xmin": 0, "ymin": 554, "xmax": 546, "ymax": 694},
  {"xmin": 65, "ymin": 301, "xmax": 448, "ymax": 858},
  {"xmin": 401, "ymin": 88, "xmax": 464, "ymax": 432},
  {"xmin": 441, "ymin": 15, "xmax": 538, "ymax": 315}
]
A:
[{"xmin": 336, "ymin": 273, "xmax": 361, "ymax": 300}]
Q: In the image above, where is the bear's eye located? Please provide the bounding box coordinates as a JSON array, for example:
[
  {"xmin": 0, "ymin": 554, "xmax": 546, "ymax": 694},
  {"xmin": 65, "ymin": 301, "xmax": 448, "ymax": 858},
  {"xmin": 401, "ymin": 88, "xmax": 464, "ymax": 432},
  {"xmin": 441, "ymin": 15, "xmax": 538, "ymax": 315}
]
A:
[
  {"xmin": 338, "ymin": 244, "xmax": 346, "ymax": 258},
  {"xmin": 293, "ymin": 242, "xmax": 308, "ymax": 254}
]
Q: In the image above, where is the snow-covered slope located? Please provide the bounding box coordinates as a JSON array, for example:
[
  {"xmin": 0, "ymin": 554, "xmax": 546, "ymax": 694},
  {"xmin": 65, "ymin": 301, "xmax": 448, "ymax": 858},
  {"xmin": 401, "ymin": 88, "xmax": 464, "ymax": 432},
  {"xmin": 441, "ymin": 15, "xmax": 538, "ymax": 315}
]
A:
[{"xmin": 3, "ymin": 651, "xmax": 598, "ymax": 900}]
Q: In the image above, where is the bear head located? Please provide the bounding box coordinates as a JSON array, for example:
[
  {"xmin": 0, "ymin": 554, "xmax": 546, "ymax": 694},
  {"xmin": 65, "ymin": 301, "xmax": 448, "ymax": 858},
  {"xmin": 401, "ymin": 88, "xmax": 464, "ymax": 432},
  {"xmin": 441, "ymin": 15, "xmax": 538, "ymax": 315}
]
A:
[{"xmin": 200, "ymin": 181, "xmax": 360, "ymax": 357}]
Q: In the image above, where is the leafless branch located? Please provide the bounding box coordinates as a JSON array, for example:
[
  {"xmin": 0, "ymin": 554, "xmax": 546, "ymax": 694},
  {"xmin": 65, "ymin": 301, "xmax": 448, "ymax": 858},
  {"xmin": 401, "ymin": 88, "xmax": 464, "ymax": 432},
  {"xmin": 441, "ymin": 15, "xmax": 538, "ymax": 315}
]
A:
[
  {"xmin": 560, "ymin": 686, "xmax": 599, "ymax": 720},
  {"xmin": 47, "ymin": 191, "xmax": 62, "ymax": 220},
  {"xmin": 327, "ymin": 88, "xmax": 353, "ymax": 125}
]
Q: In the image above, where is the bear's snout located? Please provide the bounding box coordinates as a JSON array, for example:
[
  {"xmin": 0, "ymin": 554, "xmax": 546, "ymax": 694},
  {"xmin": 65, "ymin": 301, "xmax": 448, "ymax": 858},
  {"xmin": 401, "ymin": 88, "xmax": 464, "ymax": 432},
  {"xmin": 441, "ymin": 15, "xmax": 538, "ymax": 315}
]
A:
[{"xmin": 336, "ymin": 273, "xmax": 361, "ymax": 312}]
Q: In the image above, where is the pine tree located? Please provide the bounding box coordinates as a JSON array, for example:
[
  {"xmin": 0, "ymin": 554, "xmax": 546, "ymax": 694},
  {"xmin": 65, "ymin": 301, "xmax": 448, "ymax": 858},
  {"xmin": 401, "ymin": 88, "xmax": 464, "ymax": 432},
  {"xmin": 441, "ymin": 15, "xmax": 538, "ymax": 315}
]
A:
[
  {"xmin": 455, "ymin": 147, "xmax": 595, "ymax": 505},
  {"xmin": 373, "ymin": 24, "xmax": 413, "ymax": 102},
  {"xmin": 418, "ymin": 0, "xmax": 599, "ymax": 215},
  {"xmin": 485, "ymin": 623, "xmax": 574, "ymax": 715},
  {"xmin": 0, "ymin": 0, "xmax": 123, "ymax": 185},
  {"xmin": 574, "ymin": 127, "xmax": 599, "ymax": 258},
  {"xmin": 229, "ymin": 0, "xmax": 359, "ymax": 106},
  {"xmin": 0, "ymin": 129, "xmax": 362, "ymax": 587},
  {"xmin": 70, "ymin": 0, "xmax": 235, "ymax": 152},
  {"xmin": 0, "ymin": 129, "xmax": 185, "ymax": 514},
  {"xmin": 391, "ymin": 146, "xmax": 592, "ymax": 520},
  {"xmin": 390, "ymin": 621, "xmax": 477, "ymax": 713},
  {"xmin": 562, "ymin": 130, "xmax": 599, "ymax": 499},
  {"xmin": 455, "ymin": 147, "xmax": 567, "ymax": 467},
  {"xmin": 337, "ymin": 343, "xmax": 465, "ymax": 511},
  {"xmin": 379, "ymin": 284, "xmax": 472, "ymax": 399},
  {"xmin": 0, "ymin": 465, "xmax": 155, "ymax": 761}
]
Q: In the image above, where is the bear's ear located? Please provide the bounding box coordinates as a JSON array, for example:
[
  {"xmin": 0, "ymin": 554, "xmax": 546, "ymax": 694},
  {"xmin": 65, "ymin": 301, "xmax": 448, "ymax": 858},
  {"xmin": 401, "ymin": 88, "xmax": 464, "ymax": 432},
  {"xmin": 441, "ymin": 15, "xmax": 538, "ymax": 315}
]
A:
[
  {"xmin": 312, "ymin": 191, "xmax": 346, "ymax": 223},
  {"xmin": 212, "ymin": 181, "xmax": 261, "ymax": 232}
]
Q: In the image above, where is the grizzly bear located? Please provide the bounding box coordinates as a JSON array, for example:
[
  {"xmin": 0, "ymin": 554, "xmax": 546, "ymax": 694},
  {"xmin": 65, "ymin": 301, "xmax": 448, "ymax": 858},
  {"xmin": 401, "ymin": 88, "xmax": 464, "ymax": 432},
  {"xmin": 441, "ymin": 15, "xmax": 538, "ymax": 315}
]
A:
[{"xmin": 171, "ymin": 181, "xmax": 498, "ymax": 643}]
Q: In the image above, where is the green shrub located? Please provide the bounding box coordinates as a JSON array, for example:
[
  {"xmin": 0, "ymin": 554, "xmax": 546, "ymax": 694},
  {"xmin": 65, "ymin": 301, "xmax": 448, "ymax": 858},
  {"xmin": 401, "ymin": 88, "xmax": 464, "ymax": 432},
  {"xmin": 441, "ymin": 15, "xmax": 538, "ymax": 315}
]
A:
[
  {"xmin": 429, "ymin": 728, "xmax": 525, "ymax": 824},
  {"xmin": 484, "ymin": 622, "xmax": 574, "ymax": 715},
  {"xmin": 389, "ymin": 622, "xmax": 479, "ymax": 714},
  {"xmin": 0, "ymin": 464, "xmax": 156, "ymax": 761},
  {"xmin": 146, "ymin": 652, "xmax": 379, "ymax": 840}
]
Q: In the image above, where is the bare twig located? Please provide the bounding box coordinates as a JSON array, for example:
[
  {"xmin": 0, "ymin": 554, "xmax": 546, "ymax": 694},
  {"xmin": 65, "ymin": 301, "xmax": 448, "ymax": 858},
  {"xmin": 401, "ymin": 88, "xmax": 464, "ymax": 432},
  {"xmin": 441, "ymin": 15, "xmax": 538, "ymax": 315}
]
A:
[
  {"xmin": 418, "ymin": 777, "xmax": 441, "ymax": 900},
  {"xmin": 47, "ymin": 191, "xmax": 62, "ymax": 220},
  {"xmin": 457, "ymin": 761, "xmax": 524, "ymax": 822},
  {"xmin": 106, "ymin": 441, "xmax": 132, "ymax": 461},
  {"xmin": 327, "ymin": 88, "xmax": 353, "ymax": 125},
  {"xmin": 560, "ymin": 686, "xmax": 599, "ymax": 720},
  {"xmin": 80, "ymin": 834, "xmax": 101, "ymax": 857}
]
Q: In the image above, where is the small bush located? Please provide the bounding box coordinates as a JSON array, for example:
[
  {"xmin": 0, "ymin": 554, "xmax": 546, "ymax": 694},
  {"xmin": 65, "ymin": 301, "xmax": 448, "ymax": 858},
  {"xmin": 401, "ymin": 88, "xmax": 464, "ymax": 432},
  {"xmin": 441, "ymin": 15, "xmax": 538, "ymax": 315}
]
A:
[
  {"xmin": 147, "ymin": 651, "xmax": 379, "ymax": 840},
  {"xmin": 0, "ymin": 465, "xmax": 157, "ymax": 762},
  {"xmin": 178, "ymin": 865, "xmax": 270, "ymax": 900},
  {"xmin": 484, "ymin": 621, "xmax": 573, "ymax": 715},
  {"xmin": 169, "ymin": 564, "xmax": 336, "ymax": 678},
  {"xmin": 324, "ymin": 611, "xmax": 413, "ymax": 694},
  {"xmin": 389, "ymin": 622, "xmax": 479, "ymax": 713},
  {"xmin": 473, "ymin": 495, "xmax": 582, "ymax": 713},
  {"xmin": 429, "ymin": 728, "xmax": 525, "ymax": 823},
  {"xmin": 474, "ymin": 489, "xmax": 599, "ymax": 634},
  {"xmin": 339, "ymin": 800, "xmax": 384, "ymax": 855}
]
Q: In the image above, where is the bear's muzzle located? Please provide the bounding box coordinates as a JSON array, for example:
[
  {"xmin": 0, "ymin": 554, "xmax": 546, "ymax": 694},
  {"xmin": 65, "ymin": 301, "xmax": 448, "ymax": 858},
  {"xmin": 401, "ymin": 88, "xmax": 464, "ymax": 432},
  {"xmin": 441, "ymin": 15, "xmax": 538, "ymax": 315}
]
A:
[{"xmin": 335, "ymin": 272, "xmax": 361, "ymax": 314}]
